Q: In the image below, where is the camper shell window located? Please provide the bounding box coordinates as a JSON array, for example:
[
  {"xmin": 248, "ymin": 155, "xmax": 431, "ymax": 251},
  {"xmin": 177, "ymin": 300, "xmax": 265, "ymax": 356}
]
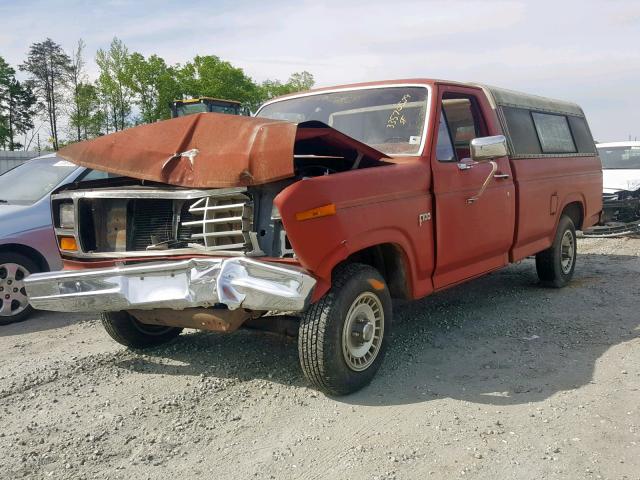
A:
[
  {"xmin": 474, "ymin": 84, "xmax": 597, "ymax": 158},
  {"xmin": 531, "ymin": 112, "xmax": 576, "ymax": 154}
]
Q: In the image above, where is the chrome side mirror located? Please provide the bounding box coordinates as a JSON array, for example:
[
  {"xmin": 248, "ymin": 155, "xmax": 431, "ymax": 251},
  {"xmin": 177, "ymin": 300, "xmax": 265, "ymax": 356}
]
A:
[{"xmin": 470, "ymin": 135, "xmax": 507, "ymax": 161}]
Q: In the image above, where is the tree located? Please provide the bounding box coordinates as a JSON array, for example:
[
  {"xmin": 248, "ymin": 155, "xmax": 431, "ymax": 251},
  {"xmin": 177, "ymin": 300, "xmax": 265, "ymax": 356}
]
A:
[
  {"xmin": 20, "ymin": 38, "xmax": 71, "ymax": 150},
  {"xmin": 67, "ymin": 39, "xmax": 87, "ymax": 142},
  {"xmin": 286, "ymin": 71, "xmax": 315, "ymax": 91},
  {"xmin": 0, "ymin": 56, "xmax": 36, "ymax": 150},
  {"xmin": 257, "ymin": 71, "xmax": 315, "ymax": 106},
  {"xmin": 96, "ymin": 37, "xmax": 132, "ymax": 132},
  {"xmin": 69, "ymin": 82, "xmax": 104, "ymax": 140},
  {"xmin": 123, "ymin": 53, "xmax": 180, "ymax": 123},
  {"xmin": 0, "ymin": 57, "xmax": 12, "ymax": 148},
  {"xmin": 176, "ymin": 55, "xmax": 260, "ymax": 108}
]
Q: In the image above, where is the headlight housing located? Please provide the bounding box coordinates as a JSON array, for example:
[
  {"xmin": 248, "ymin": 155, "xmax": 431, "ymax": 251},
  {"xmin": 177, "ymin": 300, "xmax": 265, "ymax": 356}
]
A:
[{"xmin": 59, "ymin": 203, "xmax": 76, "ymax": 229}]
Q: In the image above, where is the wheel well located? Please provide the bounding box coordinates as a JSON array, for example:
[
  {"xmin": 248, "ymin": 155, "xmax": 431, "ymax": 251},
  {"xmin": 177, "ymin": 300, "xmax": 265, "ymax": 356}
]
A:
[
  {"xmin": 562, "ymin": 202, "xmax": 584, "ymax": 230},
  {"xmin": 342, "ymin": 243, "xmax": 409, "ymax": 299},
  {"xmin": 0, "ymin": 244, "xmax": 50, "ymax": 272}
]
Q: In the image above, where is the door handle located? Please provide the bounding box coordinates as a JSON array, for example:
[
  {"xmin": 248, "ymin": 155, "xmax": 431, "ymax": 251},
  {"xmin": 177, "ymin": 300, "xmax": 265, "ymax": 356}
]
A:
[
  {"xmin": 467, "ymin": 161, "xmax": 498, "ymax": 204},
  {"xmin": 493, "ymin": 173, "xmax": 510, "ymax": 179}
]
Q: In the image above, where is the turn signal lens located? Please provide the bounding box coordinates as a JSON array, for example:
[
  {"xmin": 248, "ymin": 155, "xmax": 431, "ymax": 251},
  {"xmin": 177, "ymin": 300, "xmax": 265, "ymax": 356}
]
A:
[
  {"xmin": 295, "ymin": 203, "xmax": 336, "ymax": 221},
  {"xmin": 59, "ymin": 236, "xmax": 78, "ymax": 251}
]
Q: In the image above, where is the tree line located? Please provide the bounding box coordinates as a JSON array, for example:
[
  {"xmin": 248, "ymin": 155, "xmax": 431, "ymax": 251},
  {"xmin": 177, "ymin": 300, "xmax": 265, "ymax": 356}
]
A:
[{"xmin": 0, "ymin": 37, "xmax": 315, "ymax": 151}]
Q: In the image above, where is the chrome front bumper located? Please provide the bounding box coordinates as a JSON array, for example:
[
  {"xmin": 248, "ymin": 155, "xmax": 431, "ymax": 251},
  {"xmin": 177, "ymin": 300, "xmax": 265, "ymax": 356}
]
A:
[{"xmin": 24, "ymin": 258, "xmax": 316, "ymax": 313}]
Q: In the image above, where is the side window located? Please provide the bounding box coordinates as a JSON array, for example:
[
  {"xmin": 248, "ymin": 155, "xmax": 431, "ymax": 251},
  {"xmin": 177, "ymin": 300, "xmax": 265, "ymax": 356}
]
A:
[
  {"xmin": 441, "ymin": 96, "xmax": 486, "ymax": 160},
  {"xmin": 531, "ymin": 112, "xmax": 576, "ymax": 153},
  {"xmin": 436, "ymin": 112, "xmax": 455, "ymax": 162},
  {"xmin": 79, "ymin": 169, "xmax": 116, "ymax": 182}
]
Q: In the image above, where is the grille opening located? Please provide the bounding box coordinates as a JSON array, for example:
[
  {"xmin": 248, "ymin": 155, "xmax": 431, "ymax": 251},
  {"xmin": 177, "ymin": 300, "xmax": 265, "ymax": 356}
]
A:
[
  {"xmin": 76, "ymin": 191, "xmax": 253, "ymax": 254},
  {"xmin": 129, "ymin": 199, "xmax": 175, "ymax": 251},
  {"xmin": 180, "ymin": 193, "xmax": 251, "ymax": 251}
]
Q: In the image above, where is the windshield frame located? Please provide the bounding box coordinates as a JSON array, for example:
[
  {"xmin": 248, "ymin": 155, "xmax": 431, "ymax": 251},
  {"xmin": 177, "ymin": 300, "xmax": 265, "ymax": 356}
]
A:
[{"xmin": 255, "ymin": 83, "xmax": 433, "ymax": 157}]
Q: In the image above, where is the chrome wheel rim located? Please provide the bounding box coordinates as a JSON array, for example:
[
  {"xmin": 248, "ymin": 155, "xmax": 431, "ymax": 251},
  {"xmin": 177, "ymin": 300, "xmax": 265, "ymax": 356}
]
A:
[
  {"xmin": 560, "ymin": 230, "xmax": 575, "ymax": 274},
  {"xmin": 342, "ymin": 292, "xmax": 384, "ymax": 372},
  {"xmin": 0, "ymin": 263, "xmax": 30, "ymax": 317}
]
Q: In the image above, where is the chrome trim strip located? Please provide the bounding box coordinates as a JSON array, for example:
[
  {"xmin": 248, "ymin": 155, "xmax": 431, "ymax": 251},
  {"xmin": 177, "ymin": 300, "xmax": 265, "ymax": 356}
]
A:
[{"xmin": 52, "ymin": 186, "xmax": 247, "ymax": 201}]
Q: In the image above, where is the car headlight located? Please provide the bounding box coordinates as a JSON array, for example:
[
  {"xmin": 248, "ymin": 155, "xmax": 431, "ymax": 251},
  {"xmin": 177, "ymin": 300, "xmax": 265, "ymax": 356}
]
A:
[{"xmin": 59, "ymin": 203, "xmax": 76, "ymax": 229}]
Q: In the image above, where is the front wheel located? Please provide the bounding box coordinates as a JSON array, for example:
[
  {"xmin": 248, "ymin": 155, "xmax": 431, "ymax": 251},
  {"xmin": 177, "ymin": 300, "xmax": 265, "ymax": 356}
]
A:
[
  {"xmin": 0, "ymin": 253, "xmax": 39, "ymax": 325},
  {"xmin": 298, "ymin": 263, "xmax": 392, "ymax": 395},
  {"xmin": 536, "ymin": 215, "xmax": 577, "ymax": 288},
  {"xmin": 101, "ymin": 311, "xmax": 183, "ymax": 348}
]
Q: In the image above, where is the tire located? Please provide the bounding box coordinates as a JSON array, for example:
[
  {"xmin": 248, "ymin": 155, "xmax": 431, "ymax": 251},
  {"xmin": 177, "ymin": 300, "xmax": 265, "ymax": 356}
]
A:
[
  {"xmin": 0, "ymin": 252, "xmax": 40, "ymax": 325},
  {"xmin": 101, "ymin": 311, "xmax": 183, "ymax": 349},
  {"xmin": 298, "ymin": 263, "xmax": 392, "ymax": 395},
  {"xmin": 536, "ymin": 215, "xmax": 577, "ymax": 288}
]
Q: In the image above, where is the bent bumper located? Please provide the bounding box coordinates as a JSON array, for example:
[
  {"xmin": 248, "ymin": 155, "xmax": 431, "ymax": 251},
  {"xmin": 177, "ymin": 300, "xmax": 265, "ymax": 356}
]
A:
[{"xmin": 24, "ymin": 258, "xmax": 316, "ymax": 313}]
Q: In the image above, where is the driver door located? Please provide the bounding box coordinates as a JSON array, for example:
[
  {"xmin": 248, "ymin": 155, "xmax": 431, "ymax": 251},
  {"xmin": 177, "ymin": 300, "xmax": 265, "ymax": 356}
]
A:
[{"xmin": 431, "ymin": 86, "xmax": 515, "ymax": 289}]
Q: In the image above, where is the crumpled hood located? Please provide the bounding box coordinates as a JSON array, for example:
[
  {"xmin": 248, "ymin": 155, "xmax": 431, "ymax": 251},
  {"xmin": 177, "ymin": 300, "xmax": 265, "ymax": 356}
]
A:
[
  {"xmin": 58, "ymin": 113, "xmax": 298, "ymax": 188},
  {"xmin": 57, "ymin": 113, "xmax": 388, "ymax": 188}
]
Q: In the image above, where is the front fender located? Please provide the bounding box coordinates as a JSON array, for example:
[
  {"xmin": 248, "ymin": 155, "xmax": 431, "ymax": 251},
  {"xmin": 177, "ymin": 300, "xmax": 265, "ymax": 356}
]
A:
[{"xmin": 275, "ymin": 162, "xmax": 434, "ymax": 301}]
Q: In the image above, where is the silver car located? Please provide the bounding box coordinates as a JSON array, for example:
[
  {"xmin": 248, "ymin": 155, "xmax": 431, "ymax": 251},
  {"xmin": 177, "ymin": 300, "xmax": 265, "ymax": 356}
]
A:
[{"xmin": 0, "ymin": 154, "xmax": 110, "ymax": 324}]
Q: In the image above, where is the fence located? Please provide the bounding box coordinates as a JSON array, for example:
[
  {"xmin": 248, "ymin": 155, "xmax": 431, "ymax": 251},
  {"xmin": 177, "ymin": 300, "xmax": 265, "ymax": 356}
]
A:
[{"xmin": 0, "ymin": 151, "xmax": 42, "ymax": 175}]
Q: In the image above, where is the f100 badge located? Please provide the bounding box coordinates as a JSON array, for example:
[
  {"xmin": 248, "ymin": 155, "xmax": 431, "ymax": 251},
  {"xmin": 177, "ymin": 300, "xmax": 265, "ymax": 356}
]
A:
[{"xmin": 419, "ymin": 212, "xmax": 432, "ymax": 226}]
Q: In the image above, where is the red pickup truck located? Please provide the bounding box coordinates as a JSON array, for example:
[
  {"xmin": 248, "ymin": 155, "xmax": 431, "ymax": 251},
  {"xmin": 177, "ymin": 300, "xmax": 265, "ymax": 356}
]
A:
[{"xmin": 25, "ymin": 79, "xmax": 602, "ymax": 395}]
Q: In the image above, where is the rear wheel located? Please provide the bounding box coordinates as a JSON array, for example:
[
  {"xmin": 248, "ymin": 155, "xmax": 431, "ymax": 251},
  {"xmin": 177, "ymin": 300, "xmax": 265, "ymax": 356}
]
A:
[
  {"xmin": 0, "ymin": 253, "xmax": 39, "ymax": 325},
  {"xmin": 536, "ymin": 215, "xmax": 577, "ymax": 288},
  {"xmin": 101, "ymin": 311, "xmax": 183, "ymax": 348},
  {"xmin": 298, "ymin": 263, "xmax": 391, "ymax": 395}
]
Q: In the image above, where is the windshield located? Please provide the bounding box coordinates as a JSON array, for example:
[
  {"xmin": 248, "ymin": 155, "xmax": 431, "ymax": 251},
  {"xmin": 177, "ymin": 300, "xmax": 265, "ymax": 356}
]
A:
[
  {"xmin": 598, "ymin": 145, "xmax": 640, "ymax": 169},
  {"xmin": 0, "ymin": 158, "xmax": 77, "ymax": 205},
  {"xmin": 210, "ymin": 104, "xmax": 240, "ymax": 114},
  {"xmin": 176, "ymin": 103, "xmax": 209, "ymax": 116},
  {"xmin": 176, "ymin": 102, "xmax": 240, "ymax": 117},
  {"xmin": 257, "ymin": 86, "xmax": 429, "ymax": 155}
]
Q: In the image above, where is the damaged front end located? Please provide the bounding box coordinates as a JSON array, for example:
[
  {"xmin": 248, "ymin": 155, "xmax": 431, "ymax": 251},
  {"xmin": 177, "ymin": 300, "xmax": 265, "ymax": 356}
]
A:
[
  {"xmin": 583, "ymin": 188, "xmax": 640, "ymax": 237},
  {"xmin": 24, "ymin": 112, "xmax": 391, "ymax": 331},
  {"xmin": 25, "ymin": 257, "xmax": 316, "ymax": 315}
]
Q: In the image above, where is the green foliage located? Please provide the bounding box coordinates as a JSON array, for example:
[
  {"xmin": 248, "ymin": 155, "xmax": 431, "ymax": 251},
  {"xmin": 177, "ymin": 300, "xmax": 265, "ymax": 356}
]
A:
[
  {"xmin": 19, "ymin": 38, "xmax": 72, "ymax": 150},
  {"xmin": 68, "ymin": 82, "xmax": 104, "ymax": 140},
  {"xmin": 0, "ymin": 56, "xmax": 36, "ymax": 150},
  {"xmin": 176, "ymin": 55, "xmax": 261, "ymax": 108},
  {"xmin": 96, "ymin": 37, "xmax": 133, "ymax": 132},
  {"xmin": 123, "ymin": 53, "xmax": 180, "ymax": 123},
  {"xmin": 256, "ymin": 71, "xmax": 315, "ymax": 109},
  {"xmin": 9, "ymin": 36, "xmax": 316, "ymax": 149}
]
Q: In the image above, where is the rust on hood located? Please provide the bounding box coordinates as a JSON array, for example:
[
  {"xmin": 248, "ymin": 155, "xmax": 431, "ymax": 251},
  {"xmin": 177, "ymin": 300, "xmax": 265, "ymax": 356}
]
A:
[
  {"xmin": 58, "ymin": 113, "xmax": 389, "ymax": 188},
  {"xmin": 58, "ymin": 113, "xmax": 298, "ymax": 188}
]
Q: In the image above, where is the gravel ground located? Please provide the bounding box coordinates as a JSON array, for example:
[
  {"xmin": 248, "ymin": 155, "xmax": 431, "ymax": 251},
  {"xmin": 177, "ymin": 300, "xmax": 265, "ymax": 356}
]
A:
[{"xmin": 1, "ymin": 237, "xmax": 639, "ymax": 480}]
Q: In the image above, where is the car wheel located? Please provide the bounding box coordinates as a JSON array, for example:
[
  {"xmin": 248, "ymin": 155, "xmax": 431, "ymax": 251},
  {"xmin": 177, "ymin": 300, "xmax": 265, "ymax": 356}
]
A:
[
  {"xmin": 101, "ymin": 311, "xmax": 183, "ymax": 349},
  {"xmin": 298, "ymin": 263, "xmax": 392, "ymax": 395},
  {"xmin": 0, "ymin": 252, "xmax": 39, "ymax": 325},
  {"xmin": 536, "ymin": 215, "xmax": 577, "ymax": 288}
]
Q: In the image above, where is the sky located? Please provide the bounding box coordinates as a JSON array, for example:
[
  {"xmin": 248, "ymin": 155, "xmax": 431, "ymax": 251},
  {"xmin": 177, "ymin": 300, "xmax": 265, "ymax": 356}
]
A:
[{"xmin": 0, "ymin": 0, "xmax": 638, "ymax": 141}]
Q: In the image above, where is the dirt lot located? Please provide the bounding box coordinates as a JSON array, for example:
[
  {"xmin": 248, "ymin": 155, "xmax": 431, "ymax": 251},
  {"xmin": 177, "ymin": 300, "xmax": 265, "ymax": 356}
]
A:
[{"xmin": 1, "ymin": 237, "xmax": 639, "ymax": 480}]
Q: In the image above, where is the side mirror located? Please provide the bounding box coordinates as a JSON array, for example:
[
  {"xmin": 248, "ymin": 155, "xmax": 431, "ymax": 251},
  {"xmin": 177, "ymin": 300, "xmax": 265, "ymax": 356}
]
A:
[{"xmin": 470, "ymin": 135, "xmax": 507, "ymax": 161}]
